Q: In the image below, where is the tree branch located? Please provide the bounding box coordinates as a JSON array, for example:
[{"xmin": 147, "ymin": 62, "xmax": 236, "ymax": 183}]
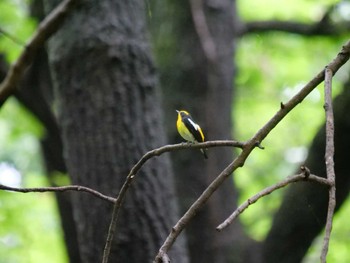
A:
[
  {"xmin": 0, "ymin": 0, "xmax": 77, "ymax": 107},
  {"xmin": 153, "ymin": 40, "xmax": 350, "ymax": 262},
  {"xmin": 238, "ymin": 4, "xmax": 348, "ymax": 37},
  {"xmin": 321, "ymin": 67, "xmax": 336, "ymax": 263},
  {"xmin": 238, "ymin": 20, "xmax": 350, "ymax": 36},
  {"xmin": 216, "ymin": 170, "xmax": 331, "ymax": 231},
  {"xmin": 101, "ymin": 140, "xmax": 244, "ymax": 263},
  {"xmin": 0, "ymin": 183, "xmax": 116, "ymax": 203}
]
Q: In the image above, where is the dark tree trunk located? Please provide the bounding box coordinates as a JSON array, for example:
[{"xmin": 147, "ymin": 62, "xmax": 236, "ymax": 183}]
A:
[
  {"xmin": 262, "ymin": 84, "xmax": 350, "ymax": 262},
  {"xmin": 44, "ymin": 0, "xmax": 188, "ymax": 262},
  {"xmin": 151, "ymin": 0, "xmax": 255, "ymax": 262}
]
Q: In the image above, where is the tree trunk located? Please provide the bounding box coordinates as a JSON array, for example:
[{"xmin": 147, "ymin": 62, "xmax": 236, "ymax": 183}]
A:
[
  {"xmin": 263, "ymin": 84, "xmax": 350, "ymax": 262},
  {"xmin": 44, "ymin": 0, "xmax": 188, "ymax": 262},
  {"xmin": 151, "ymin": 0, "xmax": 256, "ymax": 262}
]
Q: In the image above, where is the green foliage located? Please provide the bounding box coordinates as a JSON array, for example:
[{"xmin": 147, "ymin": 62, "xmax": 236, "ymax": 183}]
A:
[
  {"xmin": 235, "ymin": 0, "xmax": 350, "ymax": 260},
  {"xmin": 0, "ymin": 0, "xmax": 36, "ymax": 62},
  {"xmin": 0, "ymin": 99, "xmax": 68, "ymax": 263},
  {"xmin": 0, "ymin": 1, "xmax": 66, "ymax": 260},
  {"xmin": 1, "ymin": 0, "xmax": 350, "ymax": 262},
  {"xmin": 303, "ymin": 199, "xmax": 350, "ymax": 262},
  {"xmin": 0, "ymin": 98, "xmax": 43, "ymax": 172},
  {"xmin": 239, "ymin": 0, "xmax": 339, "ymax": 22},
  {"xmin": 0, "ymin": 174, "xmax": 68, "ymax": 263},
  {"xmin": 0, "ymin": 0, "xmax": 68, "ymax": 260}
]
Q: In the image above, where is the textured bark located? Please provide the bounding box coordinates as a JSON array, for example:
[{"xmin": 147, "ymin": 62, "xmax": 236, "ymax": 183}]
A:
[
  {"xmin": 262, "ymin": 85, "xmax": 350, "ymax": 262},
  {"xmin": 152, "ymin": 0, "xmax": 255, "ymax": 262},
  {"xmin": 44, "ymin": 0, "xmax": 188, "ymax": 262}
]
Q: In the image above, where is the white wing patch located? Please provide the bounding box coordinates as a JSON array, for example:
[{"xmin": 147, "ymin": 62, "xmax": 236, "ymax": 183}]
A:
[{"xmin": 188, "ymin": 118, "xmax": 200, "ymax": 130}]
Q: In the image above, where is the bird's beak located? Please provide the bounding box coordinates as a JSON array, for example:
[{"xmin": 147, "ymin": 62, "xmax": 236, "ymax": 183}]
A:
[{"xmin": 176, "ymin": 110, "xmax": 179, "ymax": 113}]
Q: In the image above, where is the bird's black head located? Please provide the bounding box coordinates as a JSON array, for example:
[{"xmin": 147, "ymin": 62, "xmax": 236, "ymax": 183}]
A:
[{"xmin": 176, "ymin": 110, "xmax": 190, "ymax": 118}]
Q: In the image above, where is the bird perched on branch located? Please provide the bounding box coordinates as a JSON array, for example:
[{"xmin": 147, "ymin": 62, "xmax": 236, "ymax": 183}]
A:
[{"xmin": 176, "ymin": 110, "xmax": 208, "ymax": 159}]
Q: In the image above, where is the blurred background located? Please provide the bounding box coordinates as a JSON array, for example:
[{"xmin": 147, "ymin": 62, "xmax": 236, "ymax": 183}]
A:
[{"xmin": 1, "ymin": 0, "xmax": 350, "ymax": 262}]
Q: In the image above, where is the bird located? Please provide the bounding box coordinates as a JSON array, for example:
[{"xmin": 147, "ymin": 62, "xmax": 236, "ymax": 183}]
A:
[{"xmin": 176, "ymin": 110, "xmax": 208, "ymax": 159}]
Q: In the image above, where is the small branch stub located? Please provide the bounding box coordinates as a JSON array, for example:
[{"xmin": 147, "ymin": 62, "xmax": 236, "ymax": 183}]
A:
[
  {"xmin": 300, "ymin": 165, "xmax": 310, "ymax": 178},
  {"xmin": 323, "ymin": 102, "xmax": 329, "ymax": 111},
  {"xmin": 255, "ymin": 141, "xmax": 265, "ymax": 149}
]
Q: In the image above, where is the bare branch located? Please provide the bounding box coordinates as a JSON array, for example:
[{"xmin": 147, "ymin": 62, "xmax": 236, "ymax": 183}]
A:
[
  {"xmin": 153, "ymin": 40, "xmax": 350, "ymax": 262},
  {"xmin": 238, "ymin": 4, "xmax": 349, "ymax": 36},
  {"xmin": 0, "ymin": 0, "xmax": 78, "ymax": 107},
  {"xmin": 239, "ymin": 20, "xmax": 350, "ymax": 36},
  {"xmin": 102, "ymin": 140, "xmax": 244, "ymax": 263},
  {"xmin": 216, "ymin": 172, "xmax": 331, "ymax": 231},
  {"xmin": 0, "ymin": 183, "xmax": 116, "ymax": 203},
  {"xmin": 321, "ymin": 67, "xmax": 336, "ymax": 263}
]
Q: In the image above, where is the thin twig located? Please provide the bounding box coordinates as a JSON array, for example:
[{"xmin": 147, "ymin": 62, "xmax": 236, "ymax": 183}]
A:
[
  {"xmin": 216, "ymin": 172, "xmax": 331, "ymax": 231},
  {"xmin": 101, "ymin": 140, "xmax": 244, "ymax": 263},
  {"xmin": 321, "ymin": 67, "xmax": 336, "ymax": 263},
  {"xmin": 0, "ymin": 183, "xmax": 116, "ymax": 203},
  {"xmin": 0, "ymin": 27, "xmax": 25, "ymax": 46},
  {"xmin": 153, "ymin": 41, "xmax": 350, "ymax": 263},
  {"xmin": 0, "ymin": 0, "xmax": 78, "ymax": 106}
]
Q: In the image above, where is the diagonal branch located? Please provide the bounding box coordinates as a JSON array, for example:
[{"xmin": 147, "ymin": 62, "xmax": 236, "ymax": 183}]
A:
[
  {"xmin": 0, "ymin": 183, "xmax": 116, "ymax": 203},
  {"xmin": 321, "ymin": 67, "xmax": 336, "ymax": 263},
  {"xmin": 216, "ymin": 170, "xmax": 331, "ymax": 231},
  {"xmin": 153, "ymin": 40, "xmax": 350, "ymax": 262},
  {"xmin": 0, "ymin": 0, "xmax": 78, "ymax": 107}
]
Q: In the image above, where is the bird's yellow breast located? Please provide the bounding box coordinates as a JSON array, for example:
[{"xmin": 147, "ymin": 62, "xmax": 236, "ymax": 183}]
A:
[{"xmin": 177, "ymin": 116, "xmax": 196, "ymax": 142}]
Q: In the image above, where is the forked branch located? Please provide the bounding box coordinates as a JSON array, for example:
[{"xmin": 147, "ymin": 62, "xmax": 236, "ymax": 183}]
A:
[{"xmin": 217, "ymin": 170, "xmax": 331, "ymax": 231}]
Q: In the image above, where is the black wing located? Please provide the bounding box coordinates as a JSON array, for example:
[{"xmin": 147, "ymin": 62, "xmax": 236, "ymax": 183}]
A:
[{"xmin": 182, "ymin": 116, "xmax": 204, "ymax": 142}]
